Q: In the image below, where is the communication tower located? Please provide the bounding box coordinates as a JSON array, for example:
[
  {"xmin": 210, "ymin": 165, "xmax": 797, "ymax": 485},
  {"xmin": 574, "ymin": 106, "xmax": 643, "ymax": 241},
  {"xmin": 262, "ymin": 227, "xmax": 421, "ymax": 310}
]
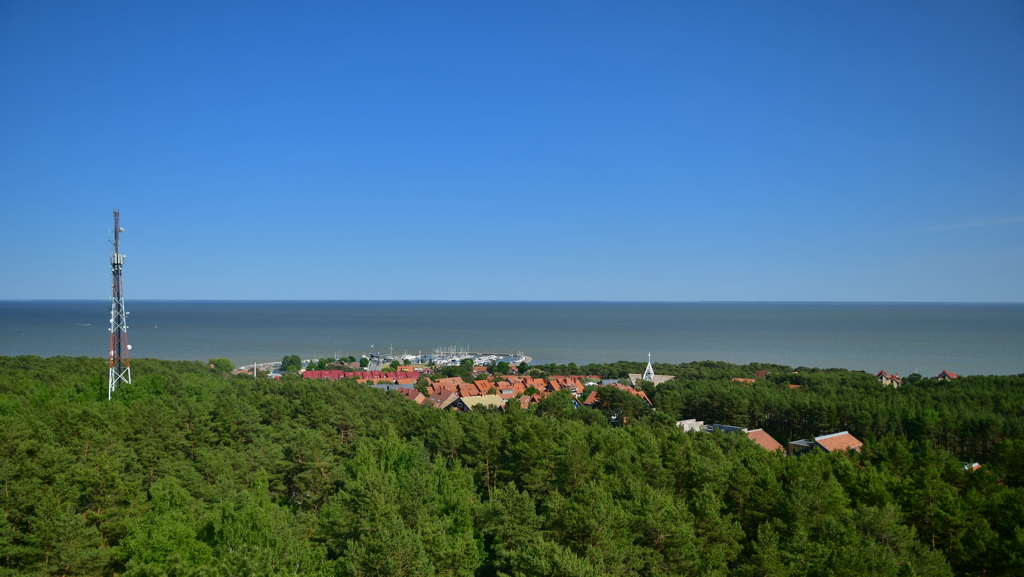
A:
[{"xmin": 108, "ymin": 210, "xmax": 131, "ymax": 399}]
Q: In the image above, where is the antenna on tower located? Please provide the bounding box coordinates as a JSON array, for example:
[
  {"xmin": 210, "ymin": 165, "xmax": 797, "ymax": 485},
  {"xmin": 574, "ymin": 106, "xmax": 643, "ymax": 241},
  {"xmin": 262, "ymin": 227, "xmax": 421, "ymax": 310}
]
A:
[{"xmin": 108, "ymin": 209, "xmax": 131, "ymax": 400}]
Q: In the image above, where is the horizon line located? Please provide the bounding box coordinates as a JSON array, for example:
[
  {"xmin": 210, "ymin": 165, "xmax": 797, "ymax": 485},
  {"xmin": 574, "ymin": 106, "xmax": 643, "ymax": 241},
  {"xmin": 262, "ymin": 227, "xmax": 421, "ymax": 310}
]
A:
[{"xmin": 2, "ymin": 299, "xmax": 1023, "ymax": 305}]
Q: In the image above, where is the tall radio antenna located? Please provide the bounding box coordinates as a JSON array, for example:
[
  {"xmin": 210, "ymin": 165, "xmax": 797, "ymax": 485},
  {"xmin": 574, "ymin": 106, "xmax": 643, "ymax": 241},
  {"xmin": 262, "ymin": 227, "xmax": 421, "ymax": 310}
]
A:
[{"xmin": 108, "ymin": 209, "xmax": 131, "ymax": 399}]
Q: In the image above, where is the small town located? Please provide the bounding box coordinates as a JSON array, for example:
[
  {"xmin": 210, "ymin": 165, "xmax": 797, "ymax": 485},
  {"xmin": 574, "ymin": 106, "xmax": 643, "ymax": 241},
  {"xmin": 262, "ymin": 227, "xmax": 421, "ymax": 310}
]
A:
[{"xmin": 227, "ymin": 351, "xmax": 963, "ymax": 458}]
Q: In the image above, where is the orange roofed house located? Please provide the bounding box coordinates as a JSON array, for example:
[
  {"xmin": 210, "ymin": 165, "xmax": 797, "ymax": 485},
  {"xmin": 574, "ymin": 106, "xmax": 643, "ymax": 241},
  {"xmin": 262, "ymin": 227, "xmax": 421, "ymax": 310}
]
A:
[
  {"xmin": 746, "ymin": 429, "xmax": 784, "ymax": 452},
  {"xmin": 428, "ymin": 390, "xmax": 460, "ymax": 410},
  {"xmin": 788, "ymin": 431, "xmax": 863, "ymax": 456},
  {"xmin": 697, "ymin": 423, "xmax": 785, "ymax": 452},
  {"xmin": 396, "ymin": 388, "xmax": 427, "ymax": 405},
  {"xmin": 428, "ymin": 377, "xmax": 465, "ymax": 395},
  {"xmin": 581, "ymin": 384, "xmax": 652, "ymax": 407}
]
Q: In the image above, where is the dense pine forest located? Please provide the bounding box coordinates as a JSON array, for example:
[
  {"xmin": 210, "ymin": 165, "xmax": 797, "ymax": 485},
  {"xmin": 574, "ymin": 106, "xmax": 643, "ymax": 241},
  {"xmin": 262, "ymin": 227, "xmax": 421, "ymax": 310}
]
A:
[{"xmin": 2, "ymin": 355, "xmax": 1023, "ymax": 576}]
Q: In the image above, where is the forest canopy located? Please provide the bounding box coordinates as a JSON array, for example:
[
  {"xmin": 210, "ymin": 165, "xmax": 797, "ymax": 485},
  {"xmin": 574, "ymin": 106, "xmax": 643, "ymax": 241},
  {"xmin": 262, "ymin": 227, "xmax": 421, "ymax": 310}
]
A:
[{"xmin": 1, "ymin": 355, "xmax": 1022, "ymax": 576}]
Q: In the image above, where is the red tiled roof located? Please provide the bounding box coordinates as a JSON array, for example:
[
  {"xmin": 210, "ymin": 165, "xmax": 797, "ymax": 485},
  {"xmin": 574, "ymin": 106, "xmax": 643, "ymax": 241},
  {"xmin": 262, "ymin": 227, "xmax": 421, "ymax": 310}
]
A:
[
  {"xmin": 396, "ymin": 388, "xmax": 427, "ymax": 404},
  {"xmin": 498, "ymin": 382, "xmax": 526, "ymax": 400},
  {"xmin": 754, "ymin": 370, "xmax": 770, "ymax": 378},
  {"xmin": 431, "ymin": 377, "xmax": 465, "ymax": 389},
  {"xmin": 525, "ymin": 390, "xmax": 551, "ymax": 401},
  {"xmin": 581, "ymin": 385, "xmax": 652, "ymax": 406},
  {"xmin": 746, "ymin": 429, "xmax": 784, "ymax": 452},
  {"xmin": 789, "ymin": 384, "xmax": 801, "ymax": 389},
  {"xmin": 457, "ymin": 383, "xmax": 483, "ymax": 397},
  {"xmin": 548, "ymin": 376, "xmax": 585, "ymax": 394},
  {"xmin": 814, "ymin": 431, "xmax": 863, "ymax": 453},
  {"xmin": 428, "ymin": 391, "xmax": 459, "ymax": 409}
]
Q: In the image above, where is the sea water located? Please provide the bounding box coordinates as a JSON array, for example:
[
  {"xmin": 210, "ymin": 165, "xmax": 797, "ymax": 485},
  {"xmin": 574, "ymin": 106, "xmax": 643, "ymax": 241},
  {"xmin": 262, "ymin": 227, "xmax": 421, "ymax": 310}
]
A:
[{"xmin": 0, "ymin": 301, "xmax": 1021, "ymax": 377}]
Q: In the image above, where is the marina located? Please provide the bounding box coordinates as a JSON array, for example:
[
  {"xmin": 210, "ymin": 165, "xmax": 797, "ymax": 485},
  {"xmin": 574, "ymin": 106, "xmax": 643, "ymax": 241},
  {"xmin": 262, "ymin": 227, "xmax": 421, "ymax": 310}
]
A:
[{"xmin": 239, "ymin": 348, "xmax": 532, "ymax": 375}]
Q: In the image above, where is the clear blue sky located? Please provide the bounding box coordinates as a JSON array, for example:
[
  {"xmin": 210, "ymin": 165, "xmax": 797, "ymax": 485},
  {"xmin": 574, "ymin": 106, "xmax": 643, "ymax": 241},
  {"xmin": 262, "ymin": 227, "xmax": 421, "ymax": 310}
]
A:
[{"xmin": 1, "ymin": 1, "xmax": 1022, "ymax": 301}]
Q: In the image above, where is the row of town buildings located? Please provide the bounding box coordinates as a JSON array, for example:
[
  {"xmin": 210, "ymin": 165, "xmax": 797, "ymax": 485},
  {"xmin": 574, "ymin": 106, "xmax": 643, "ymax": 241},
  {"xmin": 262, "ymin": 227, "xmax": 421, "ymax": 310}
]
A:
[{"xmin": 301, "ymin": 362, "xmax": 657, "ymax": 414}]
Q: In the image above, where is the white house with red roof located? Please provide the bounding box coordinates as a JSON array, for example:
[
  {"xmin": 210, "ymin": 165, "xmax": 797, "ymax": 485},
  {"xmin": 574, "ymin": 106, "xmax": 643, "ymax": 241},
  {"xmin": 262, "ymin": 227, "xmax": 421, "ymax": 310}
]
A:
[{"xmin": 876, "ymin": 370, "xmax": 903, "ymax": 387}]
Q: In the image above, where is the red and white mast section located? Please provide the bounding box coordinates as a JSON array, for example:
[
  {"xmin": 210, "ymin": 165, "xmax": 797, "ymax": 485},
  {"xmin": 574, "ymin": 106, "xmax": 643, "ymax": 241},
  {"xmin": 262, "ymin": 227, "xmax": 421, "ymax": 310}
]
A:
[{"xmin": 108, "ymin": 209, "xmax": 131, "ymax": 399}]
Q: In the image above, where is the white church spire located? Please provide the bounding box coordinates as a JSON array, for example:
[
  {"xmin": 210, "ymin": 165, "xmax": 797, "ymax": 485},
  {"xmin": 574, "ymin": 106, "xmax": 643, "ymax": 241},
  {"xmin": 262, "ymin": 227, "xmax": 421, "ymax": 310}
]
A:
[{"xmin": 642, "ymin": 352, "xmax": 655, "ymax": 381}]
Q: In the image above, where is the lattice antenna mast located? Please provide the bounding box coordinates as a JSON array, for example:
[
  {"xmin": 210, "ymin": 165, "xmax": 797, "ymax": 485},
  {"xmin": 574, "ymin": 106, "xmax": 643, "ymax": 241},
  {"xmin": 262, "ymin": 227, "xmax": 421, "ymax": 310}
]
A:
[{"xmin": 108, "ymin": 210, "xmax": 131, "ymax": 400}]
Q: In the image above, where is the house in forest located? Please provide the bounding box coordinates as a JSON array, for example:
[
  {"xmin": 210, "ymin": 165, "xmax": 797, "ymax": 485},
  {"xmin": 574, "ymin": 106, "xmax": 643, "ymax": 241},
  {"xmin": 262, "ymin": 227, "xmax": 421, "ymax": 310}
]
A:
[
  {"xmin": 453, "ymin": 395, "xmax": 506, "ymax": 412},
  {"xmin": 369, "ymin": 382, "xmax": 413, "ymax": 392},
  {"xmin": 712, "ymin": 423, "xmax": 748, "ymax": 434},
  {"xmin": 704, "ymin": 423, "xmax": 785, "ymax": 452},
  {"xmin": 787, "ymin": 439, "xmax": 813, "ymax": 455},
  {"xmin": 676, "ymin": 418, "xmax": 706, "ymax": 432},
  {"xmin": 746, "ymin": 429, "xmax": 784, "ymax": 452},
  {"xmin": 428, "ymin": 390, "xmax": 460, "ymax": 410},
  {"xmin": 935, "ymin": 370, "xmax": 959, "ymax": 381},
  {"xmin": 876, "ymin": 370, "xmax": 903, "ymax": 387},
  {"xmin": 396, "ymin": 388, "xmax": 427, "ymax": 405},
  {"xmin": 789, "ymin": 431, "xmax": 863, "ymax": 455},
  {"xmin": 582, "ymin": 384, "xmax": 653, "ymax": 407}
]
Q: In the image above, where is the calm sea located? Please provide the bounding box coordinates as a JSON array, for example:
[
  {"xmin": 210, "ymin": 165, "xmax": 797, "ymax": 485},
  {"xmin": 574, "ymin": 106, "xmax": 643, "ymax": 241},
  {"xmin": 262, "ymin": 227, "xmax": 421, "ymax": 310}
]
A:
[{"xmin": 0, "ymin": 301, "xmax": 1021, "ymax": 377}]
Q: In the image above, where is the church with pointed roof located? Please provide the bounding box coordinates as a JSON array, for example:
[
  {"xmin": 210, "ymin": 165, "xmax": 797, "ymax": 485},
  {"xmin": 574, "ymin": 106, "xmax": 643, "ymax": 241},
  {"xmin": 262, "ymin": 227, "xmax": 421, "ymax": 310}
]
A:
[{"xmin": 628, "ymin": 353, "xmax": 675, "ymax": 387}]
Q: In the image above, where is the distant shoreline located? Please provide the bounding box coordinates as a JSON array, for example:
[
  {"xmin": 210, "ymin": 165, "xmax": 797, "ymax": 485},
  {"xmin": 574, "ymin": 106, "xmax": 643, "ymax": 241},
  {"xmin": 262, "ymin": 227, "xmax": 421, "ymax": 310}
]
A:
[
  {"xmin": 3, "ymin": 301, "xmax": 1022, "ymax": 377},
  {"xmin": 2, "ymin": 299, "xmax": 1024, "ymax": 305}
]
